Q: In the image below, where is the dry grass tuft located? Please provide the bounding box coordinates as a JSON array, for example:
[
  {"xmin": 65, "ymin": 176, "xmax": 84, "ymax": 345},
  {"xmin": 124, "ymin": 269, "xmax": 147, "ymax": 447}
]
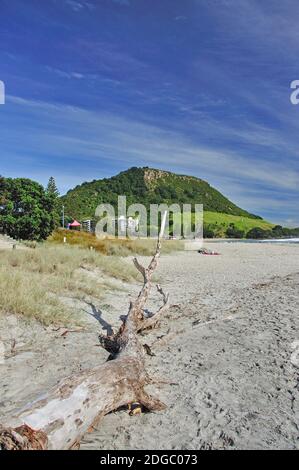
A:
[
  {"xmin": 48, "ymin": 229, "xmax": 183, "ymax": 256},
  {"xmin": 0, "ymin": 231, "xmax": 182, "ymax": 326}
]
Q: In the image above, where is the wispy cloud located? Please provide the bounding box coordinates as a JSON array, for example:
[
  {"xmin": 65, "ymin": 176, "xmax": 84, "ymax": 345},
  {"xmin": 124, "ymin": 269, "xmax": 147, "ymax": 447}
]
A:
[
  {"xmin": 0, "ymin": 80, "xmax": 5, "ymax": 105},
  {"xmin": 111, "ymin": 0, "xmax": 130, "ymax": 6},
  {"xmin": 64, "ymin": 0, "xmax": 95, "ymax": 12},
  {"xmin": 3, "ymin": 96, "xmax": 299, "ymax": 224},
  {"xmin": 46, "ymin": 66, "xmax": 86, "ymax": 80},
  {"xmin": 1, "ymin": 0, "xmax": 299, "ymax": 226},
  {"xmin": 174, "ymin": 16, "xmax": 187, "ymax": 21}
]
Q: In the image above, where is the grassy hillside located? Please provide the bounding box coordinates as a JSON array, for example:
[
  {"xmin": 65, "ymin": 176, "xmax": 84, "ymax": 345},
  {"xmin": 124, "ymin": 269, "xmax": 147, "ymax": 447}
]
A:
[
  {"xmin": 203, "ymin": 212, "xmax": 274, "ymax": 237},
  {"xmin": 60, "ymin": 167, "xmax": 261, "ymax": 221}
]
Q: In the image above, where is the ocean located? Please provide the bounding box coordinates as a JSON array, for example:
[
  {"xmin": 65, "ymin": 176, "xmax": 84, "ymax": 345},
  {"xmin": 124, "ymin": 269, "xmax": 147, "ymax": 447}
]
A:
[
  {"xmin": 206, "ymin": 238, "xmax": 299, "ymax": 244},
  {"xmin": 226, "ymin": 238, "xmax": 299, "ymax": 244}
]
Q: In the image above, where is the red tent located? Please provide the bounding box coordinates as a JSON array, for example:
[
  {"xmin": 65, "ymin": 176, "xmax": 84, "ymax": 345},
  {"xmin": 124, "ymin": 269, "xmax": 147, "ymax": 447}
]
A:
[{"xmin": 69, "ymin": 220, "xmax": 81, "ymax": 229}]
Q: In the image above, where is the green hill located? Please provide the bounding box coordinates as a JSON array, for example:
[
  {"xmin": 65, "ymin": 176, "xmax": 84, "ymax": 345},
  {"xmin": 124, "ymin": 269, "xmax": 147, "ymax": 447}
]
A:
[
  {"xmin": 203, "ymin": 211, "xmax": 274, "ymax": 237},
  {"xmin": 61, "ymin": 166, "xmax": 261, "ymax": 222}
]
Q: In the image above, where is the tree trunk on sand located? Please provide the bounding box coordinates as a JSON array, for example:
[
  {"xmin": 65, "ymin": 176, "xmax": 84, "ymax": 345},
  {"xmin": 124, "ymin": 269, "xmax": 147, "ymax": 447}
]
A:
[{"xmin": 0, "ymin": 233, "xmax": 170, "ymax": 450}]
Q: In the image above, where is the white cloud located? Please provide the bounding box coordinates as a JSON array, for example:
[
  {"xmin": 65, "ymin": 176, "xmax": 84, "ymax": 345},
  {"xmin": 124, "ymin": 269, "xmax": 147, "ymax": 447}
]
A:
[
  {"xmin": 46, "ymin": 67, "xmax": 89, "ymax": 80},
  {"xmin": 5, "ymin": 96, "xmax": 299, "ymax": 204},
  {"xmin": 0, "ymin": 80, "xmax": 5, "ymax": 105},
  {"xmin": 112, "ymin": 0, "xmax": 130, "ymax": 6},
  {"xmin": 64, "ymin": 0, "xmax": 95, "ymax": 12},
  {"xmin": 174, "ymin": 16, "xmax": 187, "ymax": 21}
]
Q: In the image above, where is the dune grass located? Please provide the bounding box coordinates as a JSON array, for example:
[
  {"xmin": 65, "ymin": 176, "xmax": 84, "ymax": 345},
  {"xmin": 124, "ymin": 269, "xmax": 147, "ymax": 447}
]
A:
[
  {"xmin": 0, "ymin": 245, "xmax": 141, "ymax": 326},
  {"xmin": 48, "ymin": 229, "xmax": 183, "ymax": 255},
  {"xmin": 0, "ymin": 231, "xmax": 181, "ymax": 325}
]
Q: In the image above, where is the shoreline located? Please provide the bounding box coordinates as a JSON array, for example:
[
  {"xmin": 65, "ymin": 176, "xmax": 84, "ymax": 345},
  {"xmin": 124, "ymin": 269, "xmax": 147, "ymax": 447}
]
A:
[{"xmin": 205, "ymin": 238, "xmax": 299, "ymax": 243}]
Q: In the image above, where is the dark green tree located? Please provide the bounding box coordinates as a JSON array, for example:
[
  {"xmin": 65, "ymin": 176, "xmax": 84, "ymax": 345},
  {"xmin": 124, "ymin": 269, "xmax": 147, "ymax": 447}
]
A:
[
  {"xmin": 246, "ymin": 227, "xmax": 272, "ymax": 239},
  {"xmin": 203, "ymin": 225, "xmax": 215, "ymax": 238},
  {"xmin": 0, "ymin": 177, "xmax": 57, "ymax": 240},
  {"xmin": 226, "ymin": 223, "xmax": 245, "ymax": 239},
  {"xmin": 46, "ymin": 176, "xmax": 61, "ymax": 227},
  {"xmin": 46, "ymin": 176, "xmax": 59, "ymax": 198}
]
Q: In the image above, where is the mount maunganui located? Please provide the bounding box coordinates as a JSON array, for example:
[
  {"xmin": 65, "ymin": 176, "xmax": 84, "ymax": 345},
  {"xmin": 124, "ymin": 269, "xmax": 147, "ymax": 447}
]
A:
[{"xmin": 60, "ymin": 167, "xmax": 261, "ymax": 221}]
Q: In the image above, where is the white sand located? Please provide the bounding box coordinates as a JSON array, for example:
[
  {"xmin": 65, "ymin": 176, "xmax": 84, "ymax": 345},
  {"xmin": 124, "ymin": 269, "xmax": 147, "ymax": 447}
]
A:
[{"xmin": 0, "ymin": 242, "xmax": 298, "ymax": 449}]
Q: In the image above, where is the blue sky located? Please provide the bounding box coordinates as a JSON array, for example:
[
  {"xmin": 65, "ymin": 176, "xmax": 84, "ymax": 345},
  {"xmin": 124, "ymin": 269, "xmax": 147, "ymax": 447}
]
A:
[{"xmin": 0, "ymin": 0, "xmax": 298, "ymax": 226}]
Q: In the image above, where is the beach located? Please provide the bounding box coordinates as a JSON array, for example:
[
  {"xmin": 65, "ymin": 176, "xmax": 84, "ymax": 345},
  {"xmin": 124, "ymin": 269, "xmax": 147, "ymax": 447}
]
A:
[{"xmin": 0, "ymin": 242, "xmax": 298, "ymax": 450}]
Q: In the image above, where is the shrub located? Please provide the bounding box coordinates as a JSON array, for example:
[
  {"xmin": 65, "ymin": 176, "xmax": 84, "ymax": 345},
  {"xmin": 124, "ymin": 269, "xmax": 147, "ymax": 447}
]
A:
[
  {"xmin": 203, "ymin": 226, "xmax": 215, "ymax": 238},
  {"xmin": 246, "ymin": 227, "xmax": 272, "ymax": 239},
  {"xmin": 226, "ymin": 224, "xmax": 245, "ymax": 239},
  {"xmin": 271, "ymin": 225, "xmax": 299, "ymax": 238}
]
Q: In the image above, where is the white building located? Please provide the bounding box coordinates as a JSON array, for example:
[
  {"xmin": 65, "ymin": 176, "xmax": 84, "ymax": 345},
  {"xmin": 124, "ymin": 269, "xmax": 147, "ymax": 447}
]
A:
[{"xmin": 118, "ymin": 216, "xmax": 139, "ymax": 235}]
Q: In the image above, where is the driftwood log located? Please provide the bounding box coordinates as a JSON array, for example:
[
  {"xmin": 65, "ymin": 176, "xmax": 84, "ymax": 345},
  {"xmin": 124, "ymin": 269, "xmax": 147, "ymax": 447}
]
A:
[{"xmin": 0, "ymin": 234, "xmax": 170, "ymax": 450}]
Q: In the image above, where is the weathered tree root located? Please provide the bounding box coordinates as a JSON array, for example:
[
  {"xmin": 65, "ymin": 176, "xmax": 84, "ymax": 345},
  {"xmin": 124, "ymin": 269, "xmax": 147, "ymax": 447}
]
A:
[
  {"xmin": 0, "ymin": 424, "xmax": 48, "ymax": 450},
  {"xmin": 0, "ymin": 235, "xmax": 170, "ymax": 450}
]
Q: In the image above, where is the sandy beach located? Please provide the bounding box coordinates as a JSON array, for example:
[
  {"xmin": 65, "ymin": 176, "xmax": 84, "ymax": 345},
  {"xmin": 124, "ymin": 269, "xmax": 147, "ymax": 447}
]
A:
[{"xmin": 0, "ymin": 242, "xmax": 298, "ymax": 450}]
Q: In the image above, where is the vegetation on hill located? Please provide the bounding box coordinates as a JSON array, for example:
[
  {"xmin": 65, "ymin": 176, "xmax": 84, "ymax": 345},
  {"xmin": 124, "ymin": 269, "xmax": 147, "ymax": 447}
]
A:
[
  {"xmin": 246, "ymin": 225, "xmax": 299, "ymax": 240},
  {"xmin": 60, "ymin": 167, "xmax": 261, "ymax": 222},
  {"xmin": 203, "ymin": 211, "xmax": 274, "ymax": 238},
  {"xmin": 1, "ymin": 170, "xmax": 295, "ymax": 241},
  {"xmin": 203, "ymin": 217, "xmax": 299, "ymax": 239}
]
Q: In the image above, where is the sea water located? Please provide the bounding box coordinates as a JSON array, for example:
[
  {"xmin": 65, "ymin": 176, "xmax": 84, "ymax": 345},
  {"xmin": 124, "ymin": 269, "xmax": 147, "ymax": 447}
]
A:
[{"xmin": 222, "ymin": 238, "xmax": 299, "ymax": 244}]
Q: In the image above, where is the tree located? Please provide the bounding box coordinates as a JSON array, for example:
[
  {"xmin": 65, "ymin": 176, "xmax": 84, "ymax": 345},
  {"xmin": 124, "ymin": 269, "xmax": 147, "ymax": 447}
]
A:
[
  {"xmin": 203, "ymin": 225, "xmax": 215, "ymax": 238},
  {"xmin": 246, "ymin": 227, "xmax": 272, "ymax": 239},
  {"xmin": 46, "ymin": 176, "xmax": 59, "ymax": 198},
  {"xmin": 46, "ymin": 176, "xmax": 61, "ymax": 227},
  {"xmin": 226, "ymin": 223, "xmax": 245, "ymax": 239},
  {"xmin": 0, "ymin": 177, "xmax": 57, "ymax": 240}
]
